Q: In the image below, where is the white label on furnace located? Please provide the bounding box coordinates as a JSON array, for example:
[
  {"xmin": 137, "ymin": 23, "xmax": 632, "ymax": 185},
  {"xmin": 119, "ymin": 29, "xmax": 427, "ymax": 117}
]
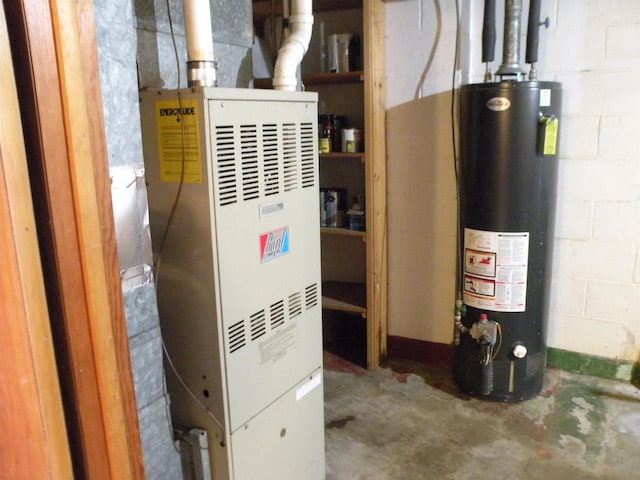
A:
[
  {"xmin": 259, "ymin": 324, "xmax": 297, "ymax": 365},
  {"xmin": 463, "ymin": 228, "xmax": 529, "ymax": 312},
  {"xmin": 540, "ymin": 89, "xmax": 551, "ymax": 107},
  {"xmin": 296, "ymin": 370, "xmax": 322, "ymax": 401}
]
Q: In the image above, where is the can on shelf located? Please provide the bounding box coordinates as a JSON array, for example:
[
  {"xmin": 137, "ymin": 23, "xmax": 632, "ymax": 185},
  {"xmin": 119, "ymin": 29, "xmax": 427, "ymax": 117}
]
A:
[
  {"xmin": 342, "ymin": 128, "xmax": 363, "ymax": 153},
  {"xmin": 320, "ymin": 188, "xmax": 347, "ymax": 227}
]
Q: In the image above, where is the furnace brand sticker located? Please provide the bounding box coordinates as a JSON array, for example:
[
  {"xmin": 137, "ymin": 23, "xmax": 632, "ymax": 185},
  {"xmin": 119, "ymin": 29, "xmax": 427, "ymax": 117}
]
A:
[{"xmin": 259, "ymin": 226, "xmax": 290, "ymax": 263}]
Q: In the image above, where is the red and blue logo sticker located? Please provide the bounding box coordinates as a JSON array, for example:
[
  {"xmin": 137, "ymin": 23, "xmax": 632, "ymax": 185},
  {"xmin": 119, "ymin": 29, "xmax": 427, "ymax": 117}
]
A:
[{"xmin": 259, "ymin": 226, "xmax": 290, "ymax": 263}]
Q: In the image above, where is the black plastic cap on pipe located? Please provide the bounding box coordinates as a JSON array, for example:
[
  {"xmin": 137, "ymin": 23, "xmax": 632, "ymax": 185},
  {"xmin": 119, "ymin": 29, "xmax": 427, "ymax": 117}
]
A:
[
  {"xmin": 526, "ymin": 0, "xmax": 542, "ymax": 63},
  {"xmin": 482, "ymin": 0, "xmax": 497, "ymax": 63}
]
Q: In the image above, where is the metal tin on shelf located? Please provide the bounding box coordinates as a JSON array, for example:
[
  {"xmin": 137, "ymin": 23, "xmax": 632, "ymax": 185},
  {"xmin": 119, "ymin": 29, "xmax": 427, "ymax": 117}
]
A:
[{"xmin": 342, "ymin": 128, "xmax": 362, "ymax": 152}]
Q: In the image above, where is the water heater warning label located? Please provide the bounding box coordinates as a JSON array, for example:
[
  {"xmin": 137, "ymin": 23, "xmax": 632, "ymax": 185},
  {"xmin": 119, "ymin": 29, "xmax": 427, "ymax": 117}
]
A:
[
  {"xmin": 259, "ymin": 226, "xmax": 290, "ymax": 263},
  {"xmin": 463, "ymin": 228, "xmax": 529, "ymax": 312}
]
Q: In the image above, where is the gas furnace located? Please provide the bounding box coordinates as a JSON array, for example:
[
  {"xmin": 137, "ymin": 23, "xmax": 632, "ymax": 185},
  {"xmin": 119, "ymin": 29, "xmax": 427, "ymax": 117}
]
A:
[{"xmin": 141, "ymin": 87, "xmax": 325, "ymax": 479}]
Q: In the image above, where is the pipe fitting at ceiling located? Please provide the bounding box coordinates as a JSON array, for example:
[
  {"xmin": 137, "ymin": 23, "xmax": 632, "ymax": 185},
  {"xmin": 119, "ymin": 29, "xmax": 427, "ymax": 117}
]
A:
[
  {"xmin": 496, "ymin": 0, "xmax": 525, "ymax": 77},
  {"xmin": 184, "ymin": 0, "xmax": 217, "ymax": 87},
  {"xmin": 273, "ymin": 0, "xmax": 314, "ymax": 91}
]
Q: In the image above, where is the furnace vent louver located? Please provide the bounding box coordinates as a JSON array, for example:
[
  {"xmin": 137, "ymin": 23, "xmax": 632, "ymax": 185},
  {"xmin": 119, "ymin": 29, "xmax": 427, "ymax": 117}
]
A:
[
  {"xmin": 270, "ymin": 300, "xmax": 285, "ymax": 329},
  {"xmin": 250, "ymin": 309, "xmax": 267, "ymax": 341},
  {"xmin": 288, "ymin": 291, "xmax": 302, "ymax": 319},
  {"xmin": 262, "ymin": 124, "xmax": 280, "ymax": 196},
  {"xmin": 215, "ymin": 125, "xmax": 237, "ymax": 205},
  {"xmin": 241, "ymin": 125, "xmax": 259, "ymax": 201},
  {"xmin": 282, "ymin": 123, "xmax": 298, "ymax": 192},
  {"xmin": 229, "ymin": 284, "xmax": 319, "ymax": 354},
  {"xmin": 215, "ymin": 122, "xmax": 316, "ymax": 207},
  {"xmin": 305, "ymin": 283, "xmax": 318, "ymax": 310},
  {"xmin": 300, "ymin": 122, "xmax": 315, "ymax": 188},
  {"xmin": 227, "ymin": 319, "xmax": 246, "ymax": 353}
]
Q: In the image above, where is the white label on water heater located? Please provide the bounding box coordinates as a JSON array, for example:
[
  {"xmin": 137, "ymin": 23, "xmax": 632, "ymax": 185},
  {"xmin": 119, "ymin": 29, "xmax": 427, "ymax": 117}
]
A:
[
  {"xmin": 540, "ymin": 89, "xmax": 551, "ymax": 107},
  {"xmin": 463, "ymin": 228, "xmax": 529, "ymax": 312}
]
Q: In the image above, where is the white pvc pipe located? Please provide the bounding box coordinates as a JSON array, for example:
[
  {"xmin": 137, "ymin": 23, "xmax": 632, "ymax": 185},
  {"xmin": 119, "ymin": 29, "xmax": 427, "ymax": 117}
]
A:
[
  {"xmin": 184, "ymin": 0, "xmax": 217, "ymax": 87},
  {"xmin": 273, "ymin": 0, "xmax": 314, "ymax": 91}
]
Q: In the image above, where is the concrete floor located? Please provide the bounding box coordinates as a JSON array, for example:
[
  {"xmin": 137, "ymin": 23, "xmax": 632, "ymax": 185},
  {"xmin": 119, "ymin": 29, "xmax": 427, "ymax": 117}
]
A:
[{"xmin": 323, "ymin": 353, "xmax": 640, "ymax": 480}]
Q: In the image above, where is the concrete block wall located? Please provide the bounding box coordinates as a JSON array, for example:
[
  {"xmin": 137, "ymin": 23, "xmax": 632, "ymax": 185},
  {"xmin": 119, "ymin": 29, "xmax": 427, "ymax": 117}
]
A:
[
  {"xmin": 385, "ymin": 0, "xmax": 640, "ymax": 366},
  {"xmin": 546, "ymin": 0, "xmax": 640, "ymax": 363}
]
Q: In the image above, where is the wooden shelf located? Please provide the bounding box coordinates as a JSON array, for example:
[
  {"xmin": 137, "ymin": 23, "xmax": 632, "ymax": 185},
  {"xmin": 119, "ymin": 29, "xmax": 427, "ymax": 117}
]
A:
[
  {"xmin": 252, "ymin": 0, "xmax": 386, "ymax": 369},
  {"xmin": 321, "ymin": 227, "xmax": 366, "ymax": 238},
  {"xmin": 303, "ymin": 71, "xmax": 364, "ymax": 86},
  {"xmin": 322, "ymin": 281, "xmax": 366, "ymax": 317},
  {"xmin": 320, "ymin": 152, "xmax": 364, "ymax": 160},
  {"xmin": 253, "ymin": 71, "xmax": 364, "ymax": 90},
  {"xmin": 253, "ymin": 0, "xmax": 362, "ymax": 20}
]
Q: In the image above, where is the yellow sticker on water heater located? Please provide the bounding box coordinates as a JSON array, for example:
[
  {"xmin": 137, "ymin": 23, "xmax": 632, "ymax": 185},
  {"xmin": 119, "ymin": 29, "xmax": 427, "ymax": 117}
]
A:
[
  {"xmin": 155, "ymin": 99, "xmax": 202, "ymax": 183},
  {"xmin": 543, "ymin": 117, "xmax": 559, "ymax": 156}
]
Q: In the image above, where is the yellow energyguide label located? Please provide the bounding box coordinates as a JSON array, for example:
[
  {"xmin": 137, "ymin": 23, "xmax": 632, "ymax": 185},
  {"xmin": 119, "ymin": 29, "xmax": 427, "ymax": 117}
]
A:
[
  {"xmin": 543, "ymin": 117, "xmax": 559, "ymax": 155},
  {"xmin": 155, "ymin": 99, "xmax": 202, "ymax": 183}
]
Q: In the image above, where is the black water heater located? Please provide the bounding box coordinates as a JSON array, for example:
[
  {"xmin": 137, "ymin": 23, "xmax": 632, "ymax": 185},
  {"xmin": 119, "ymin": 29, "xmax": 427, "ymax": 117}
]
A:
[{"xmin": 454, "ymin": 81, "xmax": 561, "ymax": 401}]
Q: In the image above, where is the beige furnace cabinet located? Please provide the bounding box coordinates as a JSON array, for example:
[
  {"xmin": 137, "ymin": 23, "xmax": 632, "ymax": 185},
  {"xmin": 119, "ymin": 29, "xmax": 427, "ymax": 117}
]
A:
[{"xmin": 141, "ymin": 87, "xmax": 325, "ymax": 480}]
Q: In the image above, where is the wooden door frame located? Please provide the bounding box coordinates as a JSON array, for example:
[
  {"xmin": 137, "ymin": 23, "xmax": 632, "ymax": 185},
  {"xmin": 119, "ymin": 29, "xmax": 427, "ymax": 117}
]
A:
[
  {"xmin": 0, "ymin": 2, "xmax": 72, "ymax": 477},
  {"xmin": 2, "ymin": 0, "xmax": 144, "ymax": 477}
]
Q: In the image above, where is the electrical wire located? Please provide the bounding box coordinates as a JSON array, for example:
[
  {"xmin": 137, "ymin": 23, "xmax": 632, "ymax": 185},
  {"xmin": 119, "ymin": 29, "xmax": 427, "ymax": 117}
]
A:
[
  {"xmin": 158, "ymin": 0, "xmax": 226, "ymax": 446},
  {"xmin": 451, "ymin": 0, "xmax": 464, "ymax": 297},
  {"xmin": 492, "ymin": 322, "xmax": 503, "ymax": 360},
  {"xmin": 413, "ymin": 0, "xmax": 442, "ymax": 100}
]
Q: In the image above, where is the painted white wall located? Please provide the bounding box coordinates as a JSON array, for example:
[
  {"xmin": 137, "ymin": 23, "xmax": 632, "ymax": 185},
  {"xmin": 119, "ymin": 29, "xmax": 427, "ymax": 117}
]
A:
[{"xmin": 385, "ymin": 0, "xmax": 640, "ymax": 363}]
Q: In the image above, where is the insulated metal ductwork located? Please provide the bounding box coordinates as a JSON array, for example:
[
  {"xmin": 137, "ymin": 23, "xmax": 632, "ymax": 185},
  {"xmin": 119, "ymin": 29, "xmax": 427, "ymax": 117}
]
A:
[
  {"xmin": 184, "ymin": 0, "xmax": 217, "ymax": 87},
  {"xmin": 495, "ymin": 0, "xmax": 525, "ymax": 77},
  {"xmin": 273, "ymin": 0, "xmax": 314, "ymax": 91}
]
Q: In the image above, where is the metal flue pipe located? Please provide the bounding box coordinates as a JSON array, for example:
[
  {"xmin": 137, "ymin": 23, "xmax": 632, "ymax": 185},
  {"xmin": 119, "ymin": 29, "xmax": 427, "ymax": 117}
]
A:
[
  {"xmin": 495, "ymin": 0, "xmax": 525, "ymax": 77},
  {"xmin": 184, "ymin": 0, "xmax": 217, "ymax": 87}
]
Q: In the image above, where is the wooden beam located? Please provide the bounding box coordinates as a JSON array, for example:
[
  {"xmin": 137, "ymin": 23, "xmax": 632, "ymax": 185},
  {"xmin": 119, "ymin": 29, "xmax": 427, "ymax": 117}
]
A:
[
  {"xmin": 0, "ymin": 2, "xmax": 73, "ymax": 477},
  {"xmin": 75, "ymin": 2, "xmax": 146, "ymax": 477},
  {"xmin": 6, "ymin": 0, "xmax": 113, "ymax": 476},
  {"xmin": 5, "ymin": 0, "xmax": 145, "ymax": 477},
  {"xmin": 48, "ymin": 0, "xmax": 141, "ymax": 477}
]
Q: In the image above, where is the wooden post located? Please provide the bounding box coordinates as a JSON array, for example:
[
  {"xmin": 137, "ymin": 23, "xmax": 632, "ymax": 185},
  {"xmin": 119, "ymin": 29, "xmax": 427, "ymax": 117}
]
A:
[
  {"xmin": 0, "ymin": 2, "xmax": 73, "ymax": 477},
  {"xmin": 3, "ymin": 0, "xmax": 146, "ymax": 477},
  {"xmin": 364, "ymin": 0, "xmax": 388, "ymax": 368}
]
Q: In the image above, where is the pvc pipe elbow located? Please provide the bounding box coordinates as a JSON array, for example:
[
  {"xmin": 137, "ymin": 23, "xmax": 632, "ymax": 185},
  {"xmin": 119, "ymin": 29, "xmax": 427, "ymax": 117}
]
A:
[{"xmin": 273, "ymin": 3, "xmax": 314, "ymax": 91}]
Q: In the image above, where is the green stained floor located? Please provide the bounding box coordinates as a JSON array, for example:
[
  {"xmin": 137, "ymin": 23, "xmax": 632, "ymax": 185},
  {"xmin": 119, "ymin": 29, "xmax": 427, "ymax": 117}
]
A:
[{"xmin": 324, "ymin": 353, "xmax": 640, "ymax": 480}]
